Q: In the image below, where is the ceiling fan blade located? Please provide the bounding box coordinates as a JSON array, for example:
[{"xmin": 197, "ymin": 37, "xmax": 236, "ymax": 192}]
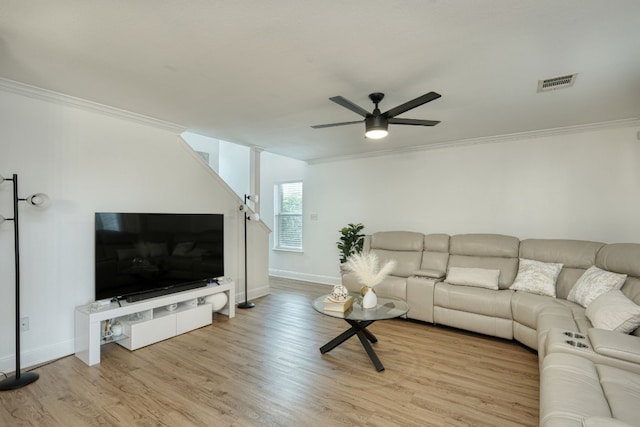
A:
[
  {"xmin": 329, "ymin": 96, "xmax": 371, "ymax": 117},
  {"xmin": 311, "ymin": 120, "xmax": 363, "ymax": 129},
  {"xmin": 388, "ymin": 118, "xmax": 440, "ymax": 126},
  {"xmin": 383, "ymin": 92, "xmax": 441, "ymax": 119}
]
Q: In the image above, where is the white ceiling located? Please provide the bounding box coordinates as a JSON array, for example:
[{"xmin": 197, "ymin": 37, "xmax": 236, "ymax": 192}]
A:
[{"xmin": 1, "ymin": 1, "xmax": 639, "ymax": 162}]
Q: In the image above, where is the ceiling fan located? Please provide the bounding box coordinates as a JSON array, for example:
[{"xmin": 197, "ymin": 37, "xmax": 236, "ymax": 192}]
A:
[{"xmin": 311, "ymin": 91, "xmax": 441, "ymax": 139}]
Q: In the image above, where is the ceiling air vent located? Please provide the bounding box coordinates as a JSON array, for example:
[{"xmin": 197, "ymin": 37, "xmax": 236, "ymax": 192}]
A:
[{"xmin": 537, "ymin": 74, "xmax": 577, "ymax": 92}]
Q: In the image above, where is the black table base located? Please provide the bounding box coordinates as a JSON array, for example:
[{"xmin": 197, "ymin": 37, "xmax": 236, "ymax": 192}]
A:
[{"xmin": 319, "ymin": 319, "xmax": 384, "ymax": 371}]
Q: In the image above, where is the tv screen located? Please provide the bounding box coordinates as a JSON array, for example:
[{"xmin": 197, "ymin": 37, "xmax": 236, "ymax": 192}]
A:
[{"xmin": 95, "ymin": 212, "xmax": 224, "ymax": 302}]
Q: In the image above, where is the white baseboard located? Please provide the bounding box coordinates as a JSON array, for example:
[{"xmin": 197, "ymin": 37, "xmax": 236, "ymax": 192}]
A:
[
  {"xmin": 269, "ymin": 269, "xmax": 340, "ymax": 286},
  {"xmin": 0, "ymin": 339, "xmax": 75, "ymax": 374},
  {"xmin": 236, "ymin": 284, "xmax": 271, "ymax": 303}
]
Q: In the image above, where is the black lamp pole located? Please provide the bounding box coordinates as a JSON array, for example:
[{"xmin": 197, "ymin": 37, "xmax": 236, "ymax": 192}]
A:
[
  {"xmin": 0, "ymin": 174, "xmax": 40, "ymax": 390},
  {"xmin": 238, "ymin": 194, "xmax": 255, "ymax": 309}
]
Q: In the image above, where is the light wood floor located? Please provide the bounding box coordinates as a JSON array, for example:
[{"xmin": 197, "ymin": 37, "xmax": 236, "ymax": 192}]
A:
[{"xmin": 0, "ymin": 278, "xmax": 539, "ymax": 426}]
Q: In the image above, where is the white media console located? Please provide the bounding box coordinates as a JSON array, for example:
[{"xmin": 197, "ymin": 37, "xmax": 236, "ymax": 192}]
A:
[{"xmin": 74, "ymin": 281, "xmax": 235, "ymax": 366}]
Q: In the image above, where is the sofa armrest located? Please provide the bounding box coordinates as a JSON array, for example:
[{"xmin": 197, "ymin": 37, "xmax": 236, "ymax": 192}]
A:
[
  {"xmin": 588, "ymin": 328, "xmax": 640, "ymax": 365},
  {"xmin": 412, "ymin": 269, "xmax": 445, "ymax": 279}
]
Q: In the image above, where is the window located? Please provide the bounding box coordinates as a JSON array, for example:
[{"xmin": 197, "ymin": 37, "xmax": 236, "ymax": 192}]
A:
[{"xmin": 274, "ymin": 181, "xmax": 303, "ymax": 251}]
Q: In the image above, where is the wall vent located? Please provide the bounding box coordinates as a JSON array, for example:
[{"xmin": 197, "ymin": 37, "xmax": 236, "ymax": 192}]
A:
[{"xmin": 537, "ymin": 74, "xmax": 577, "ymax": 92}]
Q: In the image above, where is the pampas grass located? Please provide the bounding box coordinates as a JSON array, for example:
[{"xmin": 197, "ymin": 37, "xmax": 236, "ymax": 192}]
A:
[{"xmin": 344, "ymin": 252, "xmax": 396, "ymax": 288}]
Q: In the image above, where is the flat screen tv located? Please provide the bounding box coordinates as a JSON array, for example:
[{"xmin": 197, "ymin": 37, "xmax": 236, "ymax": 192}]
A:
[{"xmin": 95, "ymin": 212, "xmax": 224, "ymax": 302}]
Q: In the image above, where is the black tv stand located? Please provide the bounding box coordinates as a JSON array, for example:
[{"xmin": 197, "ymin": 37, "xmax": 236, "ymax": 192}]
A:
[{"xmin": 125, "ymin": 281, "xmax": 208, "ymax": 303}]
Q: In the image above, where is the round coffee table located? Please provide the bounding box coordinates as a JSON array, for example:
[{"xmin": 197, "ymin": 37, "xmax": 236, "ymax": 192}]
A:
[{"xmin": 312, "ymin": 293, "xmax": 409, "ymax": 371}]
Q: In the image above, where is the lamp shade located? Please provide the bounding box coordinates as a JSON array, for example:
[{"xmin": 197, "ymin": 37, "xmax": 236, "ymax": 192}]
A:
[
  {"xmin": 25, "ymin": 193, "xmax": 50, "ymax": 207},
  {"xmin": 365, "ymin": 115, "xmax": 389, "ymax": 139}
]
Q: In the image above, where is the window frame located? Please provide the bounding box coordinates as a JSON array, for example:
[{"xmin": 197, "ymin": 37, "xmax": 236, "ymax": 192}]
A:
[{"xmin": 273, "ymin": 181, "xmax": 303, "ymax": 252}]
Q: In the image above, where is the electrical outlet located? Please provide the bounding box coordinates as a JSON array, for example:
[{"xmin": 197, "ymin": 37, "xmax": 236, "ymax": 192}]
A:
[{"xmin": 20, "ymin": 317, "xmax": 29, "ymax": 331}]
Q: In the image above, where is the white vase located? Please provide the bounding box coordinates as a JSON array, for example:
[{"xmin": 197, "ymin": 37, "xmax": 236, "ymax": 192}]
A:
[{"xmin": 362, "ymin": 287, "xmax": 377, "ymax": 308}]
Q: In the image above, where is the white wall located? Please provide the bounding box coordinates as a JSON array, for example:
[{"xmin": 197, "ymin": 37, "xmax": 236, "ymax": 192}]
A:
[
  {"xmin": 181, "ymin": 131, "xmax": 221, "ymax": 173},
  {"xmin": 0, "ymin": 82, "xmax": 269, "ymax": 372},
  {"xmin": 260, "ymin": 152, "xmax": 310, "ymax": 279},
  {"xmin": 262, "ymin": 124, "xmax": 640, "ymax": 285},
  {"xmin": 182, "ymin": 132, "xmax": 250, "ymax": 200},
  {"xmin": 219, "ymin": 141, "xmax": 250, "ymax": 199}
]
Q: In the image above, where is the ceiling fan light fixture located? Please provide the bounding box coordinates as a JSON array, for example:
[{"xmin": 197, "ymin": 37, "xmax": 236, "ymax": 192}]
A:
[
  {"xmin": 365, "ymin": 115, "xmax": 388, "ymax": 139},
  {"xmin": 313, "ymin": 91, "xmax": 441, "ymax": 139},
  {"xmin": 365, "ymin": 129, "xmax": 388, "ymax": 139}
]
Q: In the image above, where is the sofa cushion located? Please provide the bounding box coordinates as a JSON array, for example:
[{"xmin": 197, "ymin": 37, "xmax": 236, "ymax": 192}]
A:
[
  {"xmin": 582, "ymin": 417, "xmax": 636, "ymax": 427},
  {"xmin": 448, "ymin": 234, "xmax": 519, "ymax": 290},
  {"xmin": 540, "ymin": 353, "xmax": 612, "ymax": 427},
  {"xmin": 621, "ymin": 277, "xmax": 640, "ymax": 307},
  {"xmin": 419, "ymin": 233, "xmax": 450, "ymax": 277},
  {"xmin": 342, "ymin": 271, "xmax": 407, "ymax": 301},
  {"xmin": 450, "ymin": 233, "xmax": 520, "ymax": 258},
  {"xmin": 596, "ymin": 364, "xmax": 640, "ymax": 425},
  {"xmin": 510, "ymin": 258, "xmax": 563, "ymax": 297},
  {"xmin": 596, "ymin": 243, "xmax": 640, "ymax": 278},
  {"xmin": 568, "ymin": 266, "xmax": 627, "ymax": 308},
  {"xmin": 367, "ymin": 231, "xmax": 425, "ymax": 278},
  {"xmin": 520, "ymin": 239, "xmax": 605, "ymax": 299},
  {"xmin": 372, "ymin": 275, "xmax": 407, "ymax": 300},
  {"xmin": 511, "ymin": 291, "xmax": 564, "ymax": 330},
  {"xmin": 446, "ymin": 267, "xmax": 500, "ymax": 290},
  {"xmin": 597, "ymin": 244, "xmax": 640, "ymax": 308},
  {"xmin": 370, "ymin": 231, "xmax": 424, "ymax": 251},
  {"xmin": 371, "ymin": 248, "xmax": 421, "ymax": 278},
  {"xmin": 555, "ymin": 268, "xmax": 593, "ymax": 300},
  {"xmin": 520, "ymin": 239, "xmax": 604, "ymax": 268},
  {"xmin": 424, "ymin": 233, "xmax": 450, "ymax": 252},
  {"xmin": 586, "ymin": 290, "xmax": 640, "ymax": 334},
  {"xmin": 434, "ymin": 282, "xmax": 513, "ymax": 319},
  {"xmin": 541, "ymin": 352, "xmax": 640, "ymax": 427},
  {"xmin": 447, "ymin": 255, "xmax": 517, "ymax": 290}
]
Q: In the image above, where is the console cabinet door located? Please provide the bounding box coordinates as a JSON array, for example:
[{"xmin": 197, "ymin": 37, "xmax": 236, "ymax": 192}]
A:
[
  {"xmin": 176, "ymin": 304, "xmax": 213, "ymax": 334},
  {"xmin": 123, "ymin": 315, "xmax": 177, "ymax": 350}
]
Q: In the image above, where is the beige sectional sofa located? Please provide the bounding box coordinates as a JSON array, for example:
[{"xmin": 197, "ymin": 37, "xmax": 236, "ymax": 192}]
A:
[{"xmin": 342, "ymin": 231, "xmax": 640, "ymax": 427}]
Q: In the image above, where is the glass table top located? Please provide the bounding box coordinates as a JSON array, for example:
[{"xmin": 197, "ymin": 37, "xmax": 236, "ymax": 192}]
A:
[{"xmin": 312, "ymin": 293, "xmax": 409, "ymax": 321}]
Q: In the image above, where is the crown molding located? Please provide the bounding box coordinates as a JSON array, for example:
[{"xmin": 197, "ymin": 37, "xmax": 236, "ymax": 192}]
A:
[
  {"xmin": 308, "ymin": 117, "xmax": 640, "ymax": 165},
  {"xmin": 3, "ymin": 77, "xmax": 637, "ymax": 163},
  {"xmin": 0, "ymin": 78, "xmax": 186, "ymax": 134}
]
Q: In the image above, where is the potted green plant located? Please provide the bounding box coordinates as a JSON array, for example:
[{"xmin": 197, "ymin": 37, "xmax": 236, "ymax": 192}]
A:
[{"xmin": 337, "ymin": 223, "xmax": 365, "ymax": 266}]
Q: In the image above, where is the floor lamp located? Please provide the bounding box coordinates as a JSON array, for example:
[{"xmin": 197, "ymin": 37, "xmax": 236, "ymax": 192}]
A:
[
  {"xmin": 238, "ymin": 194, "xmax": 259, "ymax": 309},
  {"xmin": 0, "ymin": 174, "xmax": 49, "ymax": 391}
]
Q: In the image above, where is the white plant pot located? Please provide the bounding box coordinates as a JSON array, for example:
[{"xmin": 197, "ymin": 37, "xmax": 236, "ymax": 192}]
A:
[{"xmin": 362, "ymin": 287, "xmax": 377, "ymax": 309}]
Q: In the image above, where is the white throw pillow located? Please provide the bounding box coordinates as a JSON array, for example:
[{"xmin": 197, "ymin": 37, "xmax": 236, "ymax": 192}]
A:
[
  {"xmin": 446, "ymin": 267, "xmax": 500, "ymax": 290},
  {"xmin": 509, "ymin": 258, "xmax": 563, "ymax": 297},
  {"xmin": 568, "ymin": 266, "xmax": 627, "ymax": 308},
  {"xmin": 586, "ymin": 290, "xmax": 640, "ymax": 334}
]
